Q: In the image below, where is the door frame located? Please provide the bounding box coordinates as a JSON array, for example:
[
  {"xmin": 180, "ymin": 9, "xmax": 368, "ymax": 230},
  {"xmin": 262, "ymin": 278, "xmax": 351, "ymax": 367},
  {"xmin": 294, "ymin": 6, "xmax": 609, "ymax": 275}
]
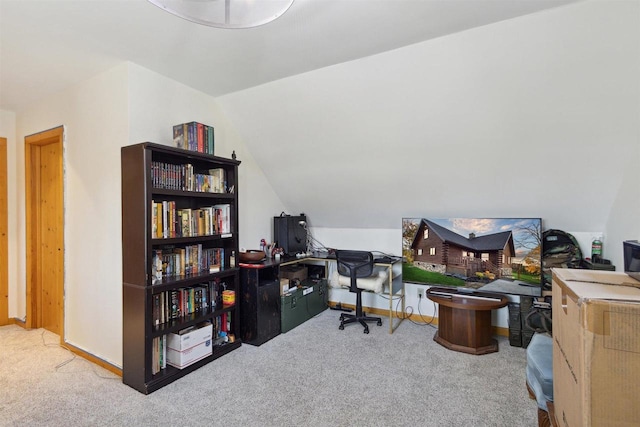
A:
[
  {"xmin": 0, "ymin": 138, "xmax": 7, "ymax": 325},
  {"xmin": 25, "ymin": 126, "xmax": 64, "ymax": 337}
]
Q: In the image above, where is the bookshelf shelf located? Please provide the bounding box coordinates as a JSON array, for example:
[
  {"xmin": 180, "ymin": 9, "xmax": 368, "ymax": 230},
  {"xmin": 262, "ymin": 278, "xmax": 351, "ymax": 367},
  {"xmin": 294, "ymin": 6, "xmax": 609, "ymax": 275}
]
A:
[
  {"xmin": 149, "ymin": 268, "xmax": 238, "ymax": 290},
  {"xmin": 121, "ymin": 142, "xmax": 242, "ymax": 394},
  {"xmin": 151, "ymin": 188, "xmax": 236, "ymax": 199},
  {"xmin": 151, "ymin": 303, "xmax": 237, "ymax": 336},
  {"xmin": 151, "ymin": 233, "xmax": 236, "ymax": 246}
]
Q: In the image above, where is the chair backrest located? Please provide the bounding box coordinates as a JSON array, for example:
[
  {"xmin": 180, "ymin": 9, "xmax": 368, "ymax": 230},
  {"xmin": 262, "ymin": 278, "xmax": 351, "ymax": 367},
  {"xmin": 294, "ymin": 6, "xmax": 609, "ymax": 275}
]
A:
[{"xmin": 336, "ymin": 250, "xmax": 374, "ymax": 292}]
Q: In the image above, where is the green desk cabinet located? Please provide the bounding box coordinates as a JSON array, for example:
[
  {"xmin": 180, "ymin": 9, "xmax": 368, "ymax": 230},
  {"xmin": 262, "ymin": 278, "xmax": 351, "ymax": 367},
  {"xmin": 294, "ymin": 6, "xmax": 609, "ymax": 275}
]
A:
[{"xmin": 281, "ymin": 279, "xmax": 328, "ymax": 333}]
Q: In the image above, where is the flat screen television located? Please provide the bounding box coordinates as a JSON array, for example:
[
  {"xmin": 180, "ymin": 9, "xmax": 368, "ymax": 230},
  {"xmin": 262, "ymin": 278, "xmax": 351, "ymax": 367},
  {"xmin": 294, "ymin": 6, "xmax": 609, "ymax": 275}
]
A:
[{"xmin": 402, "ymin": 217, "xmax": 543, "ymax": 296}]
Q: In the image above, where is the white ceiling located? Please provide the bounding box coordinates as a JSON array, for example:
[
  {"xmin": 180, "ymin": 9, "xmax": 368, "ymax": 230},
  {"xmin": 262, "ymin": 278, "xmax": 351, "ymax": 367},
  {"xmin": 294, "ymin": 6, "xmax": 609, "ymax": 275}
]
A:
[{"xmin": 1, "ymin": 0, "xmax": 579, "ymax": 113}]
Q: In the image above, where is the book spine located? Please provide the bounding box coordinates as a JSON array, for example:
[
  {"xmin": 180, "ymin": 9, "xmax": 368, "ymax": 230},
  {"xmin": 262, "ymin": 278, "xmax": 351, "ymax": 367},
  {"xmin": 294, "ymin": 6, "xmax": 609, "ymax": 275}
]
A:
[
  {"xmin": 162, "ymin": 201, "xmax": 168, "ymax": 239},
  {"xmin": 197, "ymin": 122, "xmax": 204, "ymax": 153},
  {"xmin": 173, "ymin": 124, "xmax": 184, "ymax": 149},
  {"xmin": 170, "ymin": 290, "xmax": 180, "ymax": 319},
  {"xmin": 161, "ymin": 335, "xmax": 166, "ymax": 369},
  {"xmin": 208, "ymin": 125, "xmax": 214, "ymax": 155},
  {"xmin": 221, "ymin": 312, "xmax": 227, "ymax": 333},
  {"xmin": 153, "ymin": 294, "xmax": 160, "ymax": 326},
  {"xmin": 187, "ymin": 122, "xmax": 195, "ymax": 151}
]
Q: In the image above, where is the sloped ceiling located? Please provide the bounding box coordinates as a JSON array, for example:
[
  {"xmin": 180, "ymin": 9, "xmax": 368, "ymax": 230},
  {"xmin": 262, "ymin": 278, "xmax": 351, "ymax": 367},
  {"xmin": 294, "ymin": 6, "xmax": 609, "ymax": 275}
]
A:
[
  {"xmin": 6, "ymin": 0, "xmax": 626, "ymax": 234},
  {"xmin": 1, "ymin": 0, "xmax": 578, "ymax": 112},
  {"xmin": 216, "ymin": 0, "xmax": 639, "ymax": 231}
]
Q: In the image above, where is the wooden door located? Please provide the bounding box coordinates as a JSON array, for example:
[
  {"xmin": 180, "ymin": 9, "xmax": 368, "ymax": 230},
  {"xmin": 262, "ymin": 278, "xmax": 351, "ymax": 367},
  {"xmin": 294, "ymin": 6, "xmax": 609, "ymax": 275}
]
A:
[
  {"xmin": 0, "ymin": 138, "xmax": 7, "ymax": 325},
  {"xmin": 25, "ymin": 127, "xmax": 64, "ymax": 336}
]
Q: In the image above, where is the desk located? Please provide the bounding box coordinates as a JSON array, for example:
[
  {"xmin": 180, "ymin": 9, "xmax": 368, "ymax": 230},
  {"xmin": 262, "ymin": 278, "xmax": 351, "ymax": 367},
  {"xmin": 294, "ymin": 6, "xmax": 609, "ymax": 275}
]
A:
[
  {"xmin": 426, "ymin": 287, "xmax": 508, "ymax": 355},
  {"xmin": 245, "ymin": 254, "xmax": 404, "ymax": 334},
  {"xmin": 238, "ymin": 264, "xmax": 281, "ymax": 346}
]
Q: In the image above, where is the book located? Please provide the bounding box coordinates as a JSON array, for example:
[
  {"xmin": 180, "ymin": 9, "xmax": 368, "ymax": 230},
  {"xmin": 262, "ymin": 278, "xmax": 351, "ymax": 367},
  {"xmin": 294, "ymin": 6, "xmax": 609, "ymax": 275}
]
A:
[
  {"xmin": 173, "ymin": 124, "xmax": 185, "ymax": 148},
  {"xmin": 187, "ymin": 122, "xmax": 195, "ymax": 151},
  {"xmin": 207, "ymin": 125, "xmax": 214, "ymax": 155},
  {"xmin": 152, "ymin": 337, "xmax": 158, "ymax": 375},
  {"xmin": 151, "ymin": 200, "xmax": 157, "ymax": 238},
  {"xmin": 181, "ymin": 209, "xmax": 191, "ymax": 237},
  {"xmin": 155, "ymin": 202, "xmax": 163, "ymax": 238},
  {"xmin": 208, "ymin": 168, "xmax": 225, "ymax": 193},
  {"xmin": 153, "ymin": 294, "xmax": 160, "ymax": 326},
  {"xmin": 169, "ymin": 201, "xmax": 175, "ymax": 238},
  {"xmin": 161, "ymin": 335, "xmax": 166, "ymax": 369},
  {"xmin": 170, "ymin": 290, "xmax": 180, "ymax": 319},
  {"xmin": 197, "ymin": 122, "xmax": 204, "ymax": 153},
  {"xmin": 153, "ymin": 249, "xmax": 163, "ymax": 282},
  {"xmin": 173, "ymin": 252, "xmax": 181, "ymax": 277},
  {"xmin": 221, "ymin": 312, "xmax": 227, "ymax": 333},
  {"xmin": 161, "ymin": 201, "xmax": 168, "ymax": 239},
  {"xmin": 213, "ymin": 204, "xmax": 231, "ymax": 234},
  {"xmin": 199, "ymin": 285, "xmax": 208, "ymax": 310},
  {"xmin": 197, "ymin": 209, "xmax": 205, "ymax": 237},
  {"xmin": 173, "ymin": 121, "xmax": 215, "ymax": 154}
]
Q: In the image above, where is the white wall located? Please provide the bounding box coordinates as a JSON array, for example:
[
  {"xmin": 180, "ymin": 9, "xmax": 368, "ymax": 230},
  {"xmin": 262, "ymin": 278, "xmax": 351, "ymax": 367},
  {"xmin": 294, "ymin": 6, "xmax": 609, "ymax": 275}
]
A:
[
  {"xmin": 12, "ymin": 63, "xmax": 284, "ymax": 367},
  {"xmin": 604, "ymin": 155, "xmax": 640, "ymax": 269},
  {"xmin": 126, "ymin": 63, "xmax": 287, "ymax": 250},
  {"xmin": 0, "ymin": 110, "xmax": 18, "ymax": 317},
  {"xmin": 217, "ymin": 1, "xmax": 640, "ymax": 326},
  {"xmin": 15, "ymin": 63, "xmax": 129, "ymax": 364},
  {"xmin": 218, "ymin": 0, "xmax": 640, "ymax": 271}
]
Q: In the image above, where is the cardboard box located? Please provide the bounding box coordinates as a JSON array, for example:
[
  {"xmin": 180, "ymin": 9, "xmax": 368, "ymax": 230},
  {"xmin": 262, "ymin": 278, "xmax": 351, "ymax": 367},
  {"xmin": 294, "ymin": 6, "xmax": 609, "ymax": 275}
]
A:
[
  {"xmin": 279, "ymin": 278, "xmax": 290, "ymax": 296},
  {"xmin": 166, "ymin": 323, "xmax": 213, "ymax": 369},
  {"xmin": 280, "ymin": 265, "xmax": 308, "ymax": 282},
  {"xmin": 552, "ymin": 269, "xmax": 640, "ymax": 426}
]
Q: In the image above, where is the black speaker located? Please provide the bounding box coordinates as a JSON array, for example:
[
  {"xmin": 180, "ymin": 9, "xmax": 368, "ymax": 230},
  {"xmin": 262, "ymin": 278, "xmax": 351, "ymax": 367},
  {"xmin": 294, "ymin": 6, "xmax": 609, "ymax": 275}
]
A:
[
  {"xmin": 274, "ymin": 214, "xmax": 307, "ymax": 255},
  {"xmin": 624, "ymin": 240, "xmax": 640, "ymax": 281}
]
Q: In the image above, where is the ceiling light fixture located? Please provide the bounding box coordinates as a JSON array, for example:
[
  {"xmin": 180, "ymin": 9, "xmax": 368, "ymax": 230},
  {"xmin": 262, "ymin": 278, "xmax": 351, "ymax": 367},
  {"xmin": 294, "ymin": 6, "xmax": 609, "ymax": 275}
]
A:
[{"xmin": 147, "ymin": 0, "xmax": 294, "ymax": 29}]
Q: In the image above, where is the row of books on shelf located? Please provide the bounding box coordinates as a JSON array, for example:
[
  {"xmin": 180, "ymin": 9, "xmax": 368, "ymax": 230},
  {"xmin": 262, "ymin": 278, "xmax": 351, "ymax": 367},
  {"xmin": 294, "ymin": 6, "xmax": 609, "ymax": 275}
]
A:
[
  {"xmin": 151, "ymin": 314, "xmax": 232, "ymax": 374},
  {"xmin": 152, "ymin": 161, "xmax": 227, "ymax": 193},
  {"xmin": 153, "ymin": 246, "xmax": 226, "ymax": 281},
  {"xmin": 152, "ymin": 279, "xmax": 228, "ymax": 325},
  {"xmin": 173, "ymin": 121, "xmax": 215, "ymax": 155},
  {"xmin": 152, "ymin": 201, "xmax": 231, "ymax": 239}
]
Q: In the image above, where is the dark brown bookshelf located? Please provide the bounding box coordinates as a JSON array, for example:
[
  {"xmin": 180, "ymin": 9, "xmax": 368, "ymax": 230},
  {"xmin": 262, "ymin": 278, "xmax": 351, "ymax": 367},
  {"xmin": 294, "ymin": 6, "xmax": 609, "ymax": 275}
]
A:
[{"xmin": 121, "ymin": 142, "xmax": 241, "ymax": 394}]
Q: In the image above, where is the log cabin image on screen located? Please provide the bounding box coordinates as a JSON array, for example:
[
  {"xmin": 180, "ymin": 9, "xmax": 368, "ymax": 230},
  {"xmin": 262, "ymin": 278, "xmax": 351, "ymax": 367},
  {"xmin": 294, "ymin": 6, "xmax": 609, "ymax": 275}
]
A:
[{"xmin": 402, "ymin": 218, "xmax": 542, "ymax": 288}]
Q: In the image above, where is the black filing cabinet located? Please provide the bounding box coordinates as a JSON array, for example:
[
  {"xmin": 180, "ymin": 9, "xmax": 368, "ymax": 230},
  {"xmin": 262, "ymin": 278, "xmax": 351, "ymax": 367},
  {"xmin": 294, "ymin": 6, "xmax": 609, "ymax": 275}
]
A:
[{"xmin": 240, "ymin": 265, "xmax": 281, "ymax": 346}]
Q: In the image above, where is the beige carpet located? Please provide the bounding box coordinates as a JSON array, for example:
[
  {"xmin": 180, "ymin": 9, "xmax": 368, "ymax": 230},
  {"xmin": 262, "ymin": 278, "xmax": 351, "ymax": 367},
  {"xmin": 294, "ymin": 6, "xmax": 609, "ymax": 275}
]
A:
[{"xmin": 0, "ymin": 307, "xmax": 537, "ymax": 426}]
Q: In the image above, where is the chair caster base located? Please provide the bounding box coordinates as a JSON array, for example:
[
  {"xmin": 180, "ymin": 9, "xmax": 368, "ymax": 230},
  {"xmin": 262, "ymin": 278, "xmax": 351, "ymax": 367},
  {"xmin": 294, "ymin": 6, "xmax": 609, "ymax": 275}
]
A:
[{"xmin": 338, "ymin": 312, "xmax": 382, "ymax": 333}]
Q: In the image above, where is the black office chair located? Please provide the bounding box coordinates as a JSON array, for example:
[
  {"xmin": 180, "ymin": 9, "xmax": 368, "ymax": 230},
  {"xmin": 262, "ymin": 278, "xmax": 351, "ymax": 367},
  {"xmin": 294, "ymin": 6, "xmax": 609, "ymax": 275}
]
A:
[{"xmin": 335, "ymin": 250, "xmax": 382, "ymax": 334}]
